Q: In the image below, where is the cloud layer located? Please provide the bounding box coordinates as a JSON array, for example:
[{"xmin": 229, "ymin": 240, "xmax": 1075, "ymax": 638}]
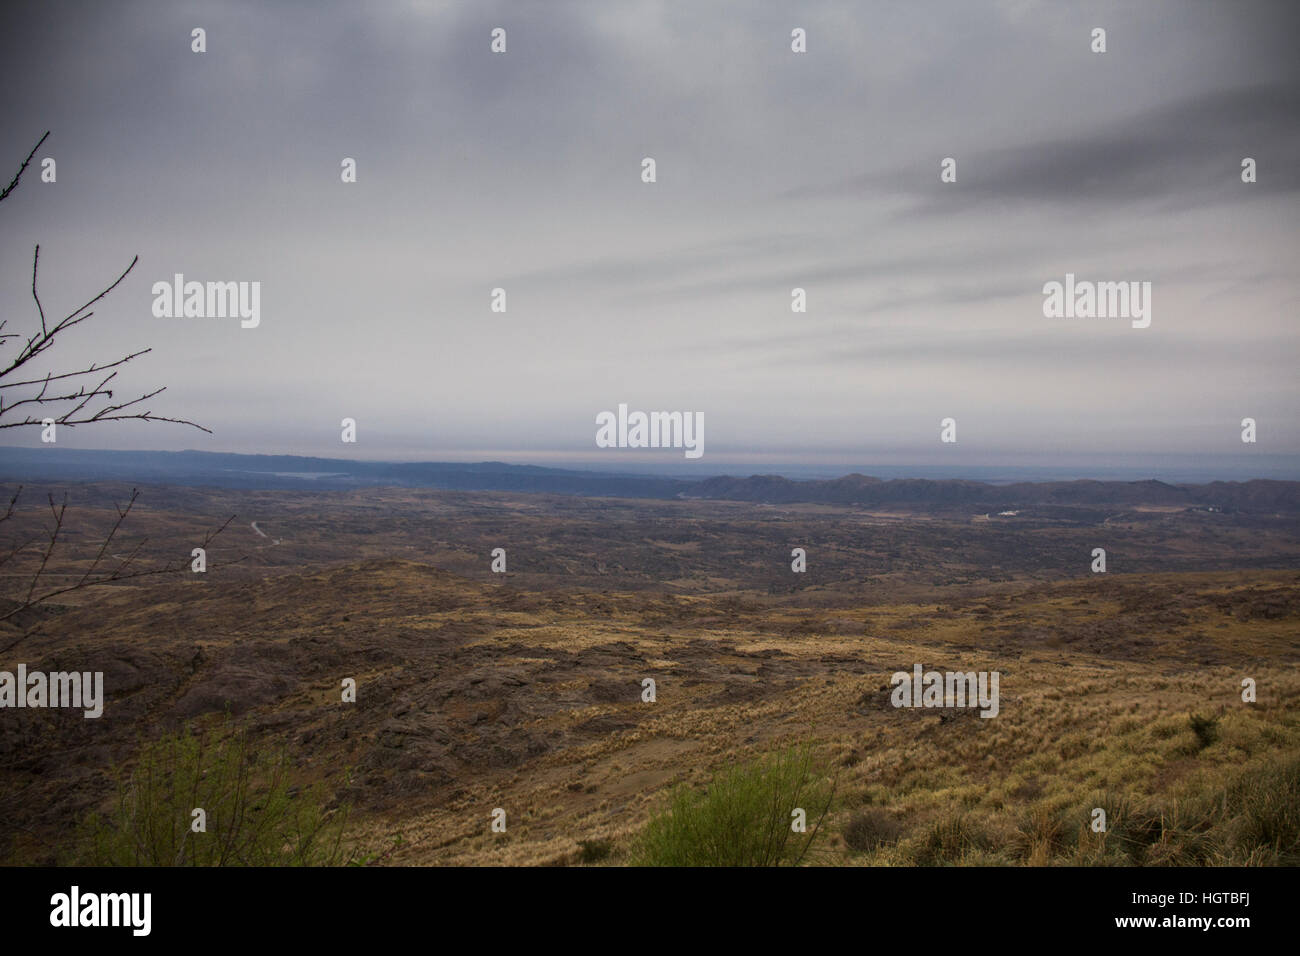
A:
[{"xmin": 1, "ymin": 0, "xmax": 1297, "ymax": 475}]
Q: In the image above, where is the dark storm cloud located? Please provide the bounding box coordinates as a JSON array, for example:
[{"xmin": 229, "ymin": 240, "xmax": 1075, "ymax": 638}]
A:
[{"xmin": 788, "ymin": 83, "xmax": 1300, "ymax": 211}]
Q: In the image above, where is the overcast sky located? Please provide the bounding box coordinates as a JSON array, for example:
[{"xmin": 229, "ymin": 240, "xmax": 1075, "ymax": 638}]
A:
[{"xmin": 1, "ymin": 0, "xmax": 1297, "ymax": 477}]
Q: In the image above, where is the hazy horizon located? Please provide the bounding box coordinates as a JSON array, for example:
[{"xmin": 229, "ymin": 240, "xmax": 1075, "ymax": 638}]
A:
[{"xmin": 2, "ymin": 443, "xmax": 1298, "ymax": 485}]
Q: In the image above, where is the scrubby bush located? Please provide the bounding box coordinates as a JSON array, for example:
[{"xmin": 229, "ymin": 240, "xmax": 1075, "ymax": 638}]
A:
[
  {"xmin": 1188, "ymin": 712, "xmax": 1220, "ymax": 751},
  {"xmin": 633, "ymin": 745, "xmax": 834, "ymax": 866},
  {"xmin": 843, "ymin": 807, "xmax": 904, "ymax": 852},
  {"xmin": 912, "ymin": 813, "xmax": 991, "ymax": 865},
  {"xmin": 73, "ymin": 720, "xmax": 353, "ymax": 866},
  {"xmin": 1010, "ymin": 803, "xmax": 1073, "ymax": 863},
  {"xmin": 577, "ymin": 837, "xmax": 614, "ymax": 864}
]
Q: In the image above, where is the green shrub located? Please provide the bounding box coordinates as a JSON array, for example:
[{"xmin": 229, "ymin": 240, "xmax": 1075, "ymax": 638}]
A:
[
  {"xmin": 633, "ymin": 745, "xmax": 834, "ymax": 866},
  {"xmin": 73, "ymin": 720, "xmax": 354, "ymax": 866}
]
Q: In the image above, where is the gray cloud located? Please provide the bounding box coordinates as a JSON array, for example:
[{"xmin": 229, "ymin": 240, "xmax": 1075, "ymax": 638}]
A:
[
  {"xmin": 786, "ymin": 83, "xmax": 1300, "ymax": 212},
  {"xmin": 0, "ymin": 0, "xmax": 1296, "ymax": 472}
]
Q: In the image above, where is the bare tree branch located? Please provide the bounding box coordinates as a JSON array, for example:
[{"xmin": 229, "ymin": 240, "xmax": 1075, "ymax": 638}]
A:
[
  {"xmin": 0, "ymin": 131, "xmax": 48, "ymax": 205},
  {"xmin": 0, "ymin": 485, "xmax": 243, "ymax": 652},
  {"xmin": 0, "ymin": 130, "xmax": 229, "ymax": 650},
  {"xmin": 32, "ymin": 243, "xmax": 46, "ymax": 336},
  {"xmin": 22, "ymin": 492, "xmax": 67, "ymax": 608},
  {"xmin": 1, "ymin": 134, "xmax": 210, "ymax": 433},
  {"xmin": 0, "ymin": 245, "xmax": 211, "ymax": 433},
  {"xmin": 4, "ymin": 347, "xmax": 152, "ymax": 388}
]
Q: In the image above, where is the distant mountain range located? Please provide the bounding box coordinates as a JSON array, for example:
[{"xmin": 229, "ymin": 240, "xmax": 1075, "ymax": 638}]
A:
[
  {"xmin": 684, "ymin": 473, "xmax": 1300, "ymax": 514},
  {"xmin": 2, "ymin": 448, "xmax": 1298, "ymax": 513},
  {"xmin": 0, "ymin": 448, "xmax": 686, "ymax": 497}
]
